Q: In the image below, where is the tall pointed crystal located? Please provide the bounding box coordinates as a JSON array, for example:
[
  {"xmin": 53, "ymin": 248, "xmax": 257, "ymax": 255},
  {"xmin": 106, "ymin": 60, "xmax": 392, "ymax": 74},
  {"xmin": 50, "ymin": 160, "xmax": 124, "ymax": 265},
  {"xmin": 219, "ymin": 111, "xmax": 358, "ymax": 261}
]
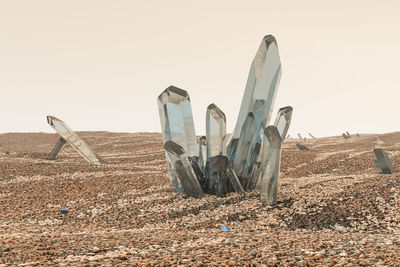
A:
[
  {"xmin": 228, "ymin": 35, "xmax": 282, "ymax": 165},
  {"xmin": 260, "ymin": 126, "xmax": 282, "ymax": 205},
  {"xmin": 205, "ymin": 104, "xmax": 229, "ymax": 196},
  {"xmin": 158, "ymin": 86, "xmax": 199, "ymax": 192},
  {"xmin": 164, "ymin": 141, "xmax": 204, "ymax": 198}
]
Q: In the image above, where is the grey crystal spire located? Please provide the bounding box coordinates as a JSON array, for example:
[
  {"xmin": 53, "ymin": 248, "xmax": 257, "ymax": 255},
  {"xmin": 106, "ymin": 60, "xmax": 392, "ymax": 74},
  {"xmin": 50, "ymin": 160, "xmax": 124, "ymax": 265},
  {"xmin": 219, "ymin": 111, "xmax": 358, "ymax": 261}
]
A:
[
  {"xmin": 260, "ymin": 126, "xmax": 282, "ymax": 205},
  {"xmin": 158, "ymin": 86, "xmax": 199, "ymax": 192},
  {"xmin": 228, "ymin": 35, "xmax": 282, "ymax": 162},
  {"xmin": 373, "ymin": 148, "xmax": 394, "ymax": 174},
  {"xmin": 164, "ymin": 141, "xmax": 204, "ymax": 198},
  {"xmin": 47, "ymin": 116, "xmax": 105, "ymax": 165}
]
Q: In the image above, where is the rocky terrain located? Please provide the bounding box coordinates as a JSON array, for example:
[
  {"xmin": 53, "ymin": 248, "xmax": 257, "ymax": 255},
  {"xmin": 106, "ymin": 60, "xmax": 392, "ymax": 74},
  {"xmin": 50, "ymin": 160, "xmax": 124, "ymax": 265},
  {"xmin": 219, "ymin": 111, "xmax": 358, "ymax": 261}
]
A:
[{"xmin": 0, "ymin": 131, "xmax": 399, "ymax": 266}]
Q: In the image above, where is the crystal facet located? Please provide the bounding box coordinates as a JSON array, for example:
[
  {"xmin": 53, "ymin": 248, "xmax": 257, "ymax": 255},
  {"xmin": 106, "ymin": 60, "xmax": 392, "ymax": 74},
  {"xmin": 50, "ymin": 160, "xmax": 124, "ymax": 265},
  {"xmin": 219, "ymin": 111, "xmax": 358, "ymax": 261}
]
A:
[
  {"xmin": 260, "ymin": 126, "xmax": 282, "ymax": 205},
  {"xmin": 274, "ymin": 106, "xmax": 293, "ymax": 141},
  {"xmin": 47, "ymin": 116, "xmax": 104, "ymax": 165},
  {"xmin": 164, "ymin": 141, "xmax": 204, "ymax": 198}
]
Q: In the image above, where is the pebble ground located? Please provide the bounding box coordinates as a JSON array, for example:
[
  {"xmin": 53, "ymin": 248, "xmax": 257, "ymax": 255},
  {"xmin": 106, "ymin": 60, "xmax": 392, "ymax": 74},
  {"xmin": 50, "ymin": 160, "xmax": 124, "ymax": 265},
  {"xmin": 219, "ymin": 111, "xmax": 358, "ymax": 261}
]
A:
[{"xmin": 0, "ymin": 132, "xmax": 399, "ymax": 266}]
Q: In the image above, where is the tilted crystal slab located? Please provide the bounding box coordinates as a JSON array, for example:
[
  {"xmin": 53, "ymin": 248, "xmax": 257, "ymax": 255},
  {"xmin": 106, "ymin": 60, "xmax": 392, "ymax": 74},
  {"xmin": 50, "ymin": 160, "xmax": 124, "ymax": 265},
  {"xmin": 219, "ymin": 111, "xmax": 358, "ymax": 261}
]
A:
[
  {"xmin": 158, "ymin": 86, "xmax": 199, "ymax": 191},
  {"xmin": 260, "ymin": 126, "xmax": 282, "ymax": 205},
  {"xmin": 274, "ymin": 106, "xmax": 293, "ymax": 141},
  {"xmin": 228, "ymin": 35, "xmax": 282, "ymax": 165},
  {"xmin": 164, "ymin": 141, "xmax": 204, "ymax": 198},
  {"xmin": 373, "ymin": 148, "xmax": 394, "ymax": 174},
  {"xmin": 297, "ymin": 133, "xmax": 303, "ymax": 140},
  {"xmin": 47, "ymin": 116, "xmax": 105, "ymax": 165},
  {"xmin": 308, "ymin": 133, "xmax": 316, "ymax": 139}
]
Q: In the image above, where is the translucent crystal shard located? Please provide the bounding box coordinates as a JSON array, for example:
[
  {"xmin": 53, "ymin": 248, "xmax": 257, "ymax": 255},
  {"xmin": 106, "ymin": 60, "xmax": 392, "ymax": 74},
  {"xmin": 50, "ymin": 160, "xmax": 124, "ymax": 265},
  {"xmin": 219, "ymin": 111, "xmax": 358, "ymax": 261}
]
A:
[
  {"xmin": 228, "ymin": 35, "xmax": 282, "ymax": 165},
  {"xmin": 198, "ymin": 136, "xmax": 207, "ymax": 173},
  {"xmin": 274, "ymin": 106, "xmax": 293, "ymax": 141},
  {"xmin": 164, "ymin": 141, "xmax": 204, "ymax": 198},
  {"xmin": 308, "ymin": 133, "xmax": 316, "ymax": 139},
  {"xmin": 206, "ymin": 104, "xmax": 227, "ymax": 159},
  {"xmin": 47, "ymin": 116, "xmax": 105, "ymax": 165},
  {"xmin": 373, "ymin": 148, "xmax": 394, "ymax": 174},
  {"xmin": 260, "ymin": 126, "xmax": 282, "ymax": 205},
  {"xmin": 297, "ymin": 133, "xmax": 303, "ymax": 140},
  {"xmin": 158, "ymin": 86, "xmax": 199, "ymax": 191}
]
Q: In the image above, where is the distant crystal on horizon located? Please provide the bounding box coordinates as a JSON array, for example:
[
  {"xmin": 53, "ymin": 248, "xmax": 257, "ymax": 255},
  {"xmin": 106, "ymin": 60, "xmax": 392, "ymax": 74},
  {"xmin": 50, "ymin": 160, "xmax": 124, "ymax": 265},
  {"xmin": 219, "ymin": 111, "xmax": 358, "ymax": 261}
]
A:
[
  {"xmin": 297, "ymin": 133, "xmax": 303, "ymax": 140},
  {"xmin": 309, "ymin": 133, "xmax": 316, "ymax": 139},
  {"xmin": 164, "ymin": 141, "xmax": 204, "ymax": 198},
  {"xmin": 296, "ymin": 143, "xmax": 310, "ymax": 151},
  {"xmin": 260, "ymin": 126, "xmax": 282, "ymax": 205},
  {"xmin": 47, "ymin": 116, "xmax": 104, "ymax": 165},
  {"xmin": 228, "ymin": 35, "xmax": 282, "ymax": 168},
  {"xmin": 373, "ymin": 148, "xmax": 394, "ymax": 174},
  {"xmin": 158, "ymin": 86, "xmax": 199, "ymax": 192}
]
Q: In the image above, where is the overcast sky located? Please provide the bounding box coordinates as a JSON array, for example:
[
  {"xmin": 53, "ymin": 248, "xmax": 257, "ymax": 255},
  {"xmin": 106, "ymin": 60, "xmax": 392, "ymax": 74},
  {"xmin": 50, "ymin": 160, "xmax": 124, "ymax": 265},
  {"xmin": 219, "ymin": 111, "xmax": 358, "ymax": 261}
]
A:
[{"xmin": 1, "ymin": 0, "xmax": 399, "ymax": 137}]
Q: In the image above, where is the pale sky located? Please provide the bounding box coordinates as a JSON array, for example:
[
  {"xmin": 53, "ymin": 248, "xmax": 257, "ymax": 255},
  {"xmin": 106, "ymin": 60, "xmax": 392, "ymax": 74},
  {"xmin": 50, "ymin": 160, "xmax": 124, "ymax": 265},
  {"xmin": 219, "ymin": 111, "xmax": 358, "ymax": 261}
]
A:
[{"xmin": 1, "ymin": 0, "xmax": 399, "ymax": 137}]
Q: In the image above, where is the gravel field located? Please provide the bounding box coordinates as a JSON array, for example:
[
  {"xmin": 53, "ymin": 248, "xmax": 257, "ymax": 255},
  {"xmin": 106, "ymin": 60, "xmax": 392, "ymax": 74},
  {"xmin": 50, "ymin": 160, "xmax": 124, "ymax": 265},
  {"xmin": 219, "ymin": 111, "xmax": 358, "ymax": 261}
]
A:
[{"xmin": 0, "ymin": 132, "xmax": 399, "ymax": 266}]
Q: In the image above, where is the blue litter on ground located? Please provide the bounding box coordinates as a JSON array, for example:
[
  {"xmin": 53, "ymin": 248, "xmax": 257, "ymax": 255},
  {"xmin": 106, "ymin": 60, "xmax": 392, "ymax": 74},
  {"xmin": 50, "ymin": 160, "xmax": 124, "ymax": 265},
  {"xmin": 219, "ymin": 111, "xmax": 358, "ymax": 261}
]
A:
[
  {"xmin": 221, "ymin": 226, "xmax": 229, "ymax": 232},
  {"xmin": 61, "ymin": 208, "xmax": 68, "ymax": 214}
]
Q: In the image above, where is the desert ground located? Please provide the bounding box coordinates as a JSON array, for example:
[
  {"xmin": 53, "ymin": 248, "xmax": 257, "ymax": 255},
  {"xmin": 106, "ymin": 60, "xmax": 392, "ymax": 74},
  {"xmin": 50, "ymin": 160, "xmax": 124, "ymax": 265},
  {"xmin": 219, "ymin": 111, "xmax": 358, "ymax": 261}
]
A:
[{"xmin": 0, "ymin": 131, "xmax": 399, "ymax": 266}]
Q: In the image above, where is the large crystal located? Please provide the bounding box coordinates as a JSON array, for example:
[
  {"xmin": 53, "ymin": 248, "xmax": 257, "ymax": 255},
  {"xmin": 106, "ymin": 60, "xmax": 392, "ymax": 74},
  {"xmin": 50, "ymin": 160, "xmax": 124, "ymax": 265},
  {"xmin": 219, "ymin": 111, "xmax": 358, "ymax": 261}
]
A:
[
  {"xmin": 260, "ymin": 126, "xmax": 282, "ymax": 205},
  {"xmin": 228, "ymin": 35, "xmax": 282, "ymax": 166},
  {"xmin": 373, "ymin": 148, "xmax": 394, "ymax": 174},
  {"xmin": 158, "ymin": 86, "xmax": 199, "ymax": 192},
  {"xmin": 164, "ymin": 141, "xmax": 204, "ymax": 198},
  {"xmin": 47, "ymin": 116, "xmax": 105, "ymax": 165}
]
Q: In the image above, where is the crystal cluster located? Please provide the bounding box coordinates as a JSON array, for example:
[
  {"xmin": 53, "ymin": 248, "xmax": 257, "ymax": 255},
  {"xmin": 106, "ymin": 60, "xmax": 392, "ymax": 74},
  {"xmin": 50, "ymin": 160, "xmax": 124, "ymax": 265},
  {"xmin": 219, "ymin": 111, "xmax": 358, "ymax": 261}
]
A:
[{"xmin": 158, "ymin": 35, "xmax": 292, "ymax": 204}]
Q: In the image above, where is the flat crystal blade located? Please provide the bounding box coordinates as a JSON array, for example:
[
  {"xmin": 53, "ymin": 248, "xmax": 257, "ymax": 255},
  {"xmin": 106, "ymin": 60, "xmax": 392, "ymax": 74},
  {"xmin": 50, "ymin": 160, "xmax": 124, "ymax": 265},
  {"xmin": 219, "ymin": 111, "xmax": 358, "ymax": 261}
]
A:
[
  {"xmin": 164, "ymin": 141, "xmax": 204, "ymax": 198},
  {"xmin": 260, "ymin": 126, "xmax": 282, "ymax": 205},
  {"xmin": 47, "ymin": 116, "xmax": 105, "ymax": 165}
]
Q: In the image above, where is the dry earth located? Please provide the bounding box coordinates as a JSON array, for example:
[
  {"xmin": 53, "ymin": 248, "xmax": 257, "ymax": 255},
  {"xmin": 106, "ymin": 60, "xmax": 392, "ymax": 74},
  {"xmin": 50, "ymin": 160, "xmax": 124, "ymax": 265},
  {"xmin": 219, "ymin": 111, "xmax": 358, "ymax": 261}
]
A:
[{"xmin": 0, "ymin": 132, "xmax": 399, "ymax": 266}]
